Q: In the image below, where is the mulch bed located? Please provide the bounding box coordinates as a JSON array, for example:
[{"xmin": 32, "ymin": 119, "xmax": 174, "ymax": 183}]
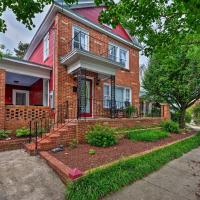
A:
[{"xmin": 49, "ymin": 131, "xmax": 196, "ymax": 172}]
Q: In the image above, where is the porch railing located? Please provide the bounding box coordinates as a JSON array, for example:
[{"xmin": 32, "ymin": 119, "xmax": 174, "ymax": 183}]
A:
[{"xmin": 64, "ymin": 98, "xmax": 163, "ymax": 119}]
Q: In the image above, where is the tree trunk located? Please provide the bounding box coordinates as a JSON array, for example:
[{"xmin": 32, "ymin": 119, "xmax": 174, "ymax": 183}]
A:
[{"xmin": 179, "ymin": 109, "xmax": 186, "ymax": 129}]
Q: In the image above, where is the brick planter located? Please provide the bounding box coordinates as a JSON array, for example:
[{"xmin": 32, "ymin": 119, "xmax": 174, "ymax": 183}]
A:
[{"xmin": 0, "ymin": 138, "xmax": 29, "ymax": 152}]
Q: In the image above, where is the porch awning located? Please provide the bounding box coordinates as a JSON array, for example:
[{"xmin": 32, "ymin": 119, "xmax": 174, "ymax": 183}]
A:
[
  {"xmin": 60, "ymin": 49, "xmax": 125, "ymax": 76},
  {"xmin": 0, "ymin": 57, "xmax": 52, "ymax": 79}
]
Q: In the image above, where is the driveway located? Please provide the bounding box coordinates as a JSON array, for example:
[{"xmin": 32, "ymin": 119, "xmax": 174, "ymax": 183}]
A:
[
  {"xmin": 105, "ymin": 147, "xmax": 200, "ymax": 200},
  {"xmin": 0, "ymin": 150, "xmax": 65, "ymax": 200}
]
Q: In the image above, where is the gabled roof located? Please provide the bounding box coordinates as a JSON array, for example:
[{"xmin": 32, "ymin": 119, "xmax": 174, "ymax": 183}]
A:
[{"xmin": 24, "ymin": 2, "xmax": 142, "ymax": 60}]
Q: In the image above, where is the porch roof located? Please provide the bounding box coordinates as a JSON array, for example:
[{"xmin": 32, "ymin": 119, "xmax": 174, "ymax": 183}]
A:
[
  {"xmin": 61, "ymin": 49, "xmax": 125, "ymax": 76},
  {"xmin": 0, "ymin": 57, "xmax": 52, "ymax": 79}
]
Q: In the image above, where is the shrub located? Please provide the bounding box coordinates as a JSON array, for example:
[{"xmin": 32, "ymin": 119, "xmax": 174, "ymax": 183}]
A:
[
  {"xmin": 125, "ymin": 105, "xmax": 137, "ymax": 118},
  {"xmin": 161, "ymin": 120, "xmax": 179, "ymax": 133},
  {"xmin": 85, "ymin": 124, "xmax": 117, "ymax": 147},
  {"xmin": 0, "ymin": 130, "xmax": 12, "ymax": 139},
  {"xmin": 171, "ymin": 111, "xmax": 192, "ymax": 123},
  {"xmin": 88, "ymin": 149, "xmax": 96, "ymax": 155},
  {"xmin": 69, "ymin": 139, "xmax": 78, "ymax": 149},
  {"xmin": 16, "ymin": 127, "xmax": 30, "ymax": 137},
  {"xmin": 127, "ymin": 129, "xmax": 169, "ymax": 142}
]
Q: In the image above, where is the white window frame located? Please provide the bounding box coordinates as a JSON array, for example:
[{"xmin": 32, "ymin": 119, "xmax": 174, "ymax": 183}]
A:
[
  {"xmin": 43, "ymin": 32, "xmax": 49, "ymax": 61},
  {"xmin": 108, "ymin": 42, "xmax": 129, "ymax": 69},
  {"xmin": 103, "ymin": 83, "xmax": 132, "ymax": 108},
  {"xmin": 43, "ymin": 79, "xmax": 49, "ymax": 106},
  {"xmin": 12, "ymin": 89, "xmax": 29, "ymax": 106},
  {"xmin": 72, "ymin": 25, "xmax": 89, "ymax": 51}
]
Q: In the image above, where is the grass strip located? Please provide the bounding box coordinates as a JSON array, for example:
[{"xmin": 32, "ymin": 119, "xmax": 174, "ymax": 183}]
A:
[
  {"xmin": 65, "ymin": 133, "xmax": 200, "ymax": 200},
  {"xmin": 127, "ymin": 129, "xmax": 169, "ymax": 142}
]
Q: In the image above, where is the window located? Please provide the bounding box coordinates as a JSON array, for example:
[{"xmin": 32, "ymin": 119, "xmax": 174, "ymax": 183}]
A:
[
  {"xmin": 13, "ymin": 90, "xmax": 29, "ymax": 106},
  {"xmin": 103, "ymin": 84, "xmax": 131, "ymax": 108},
  {"xmin": 43, "ymin": 32, "xmax": 49, "ymax": 61},
  {"xmin": 108, "ymin": 43, "xmax": 129, "ymax": 68},
  {"xmin": 73, "ymin": 26, "xmax": 89, "ymax": 51}
]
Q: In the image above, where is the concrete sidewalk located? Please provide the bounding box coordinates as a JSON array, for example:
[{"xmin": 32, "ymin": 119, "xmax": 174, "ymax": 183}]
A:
[
  {"xmin": 105, "ymin": 147, "xmax": 200, "ymax": 200},
  {"xmin": 0, "ymin": 149, "xmax": 65, "ymax": 200}
]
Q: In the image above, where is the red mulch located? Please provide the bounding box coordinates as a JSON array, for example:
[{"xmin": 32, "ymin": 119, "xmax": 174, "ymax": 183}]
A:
[{"xmin": 49, "ymin": 131, "xmax": 196, "ymax": 172}]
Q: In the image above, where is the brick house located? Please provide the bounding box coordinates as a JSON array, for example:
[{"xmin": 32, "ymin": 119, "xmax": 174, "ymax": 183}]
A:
[{"xmin": 0, "ymin": 1, "xmax": 170, "ymax": 151}]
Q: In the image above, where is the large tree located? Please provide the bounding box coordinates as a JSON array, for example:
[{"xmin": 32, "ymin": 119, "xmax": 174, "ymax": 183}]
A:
[
  {"xmin": 14, "ymin": 41, "xmax": 29, "ymax": 59},
  {"xmin": 143, "ymin": 35, "xmax": 200, "ymax": 128}
]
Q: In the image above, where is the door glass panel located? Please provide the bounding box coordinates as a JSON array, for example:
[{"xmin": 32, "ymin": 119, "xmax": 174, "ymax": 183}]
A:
[
  {"xmin": 16, "ymin": 92, "xmax": 26, "ymax": 105},
  {"xmin": 80, "ymin": 80, "xmax": 91, "ymax": 114}
]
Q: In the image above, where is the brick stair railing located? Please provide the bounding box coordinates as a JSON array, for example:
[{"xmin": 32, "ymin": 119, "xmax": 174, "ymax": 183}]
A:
[{"xmin": 25, "ymin": 119, "xmax": 77, "ymax": 155}]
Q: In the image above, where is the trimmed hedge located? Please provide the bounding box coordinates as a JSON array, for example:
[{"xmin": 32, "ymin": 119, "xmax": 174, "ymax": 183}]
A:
[
  {"xmin": 127, "ymin": 129, "xmax": 169, "ymax": 142},
  {"xmin": 161, "ymin": 120, "xmax": 179, "ymax": 133},
  {"xmin": 66, "ymin": 133, "xmax": 200, "ymax": 200}
]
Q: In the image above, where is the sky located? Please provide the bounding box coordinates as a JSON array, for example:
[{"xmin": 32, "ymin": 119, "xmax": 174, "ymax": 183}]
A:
[{"xmin": 0, "ymin": 6, "xmax": 148, "ymax": 65}]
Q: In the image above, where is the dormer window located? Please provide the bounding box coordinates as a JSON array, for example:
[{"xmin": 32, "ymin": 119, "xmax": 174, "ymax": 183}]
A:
[{"xmin": 43, "ymin": 32, "xmax": 49, "ymax": 61}]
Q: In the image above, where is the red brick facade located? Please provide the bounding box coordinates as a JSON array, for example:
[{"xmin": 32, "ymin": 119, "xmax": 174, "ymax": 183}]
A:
[
  {"xmin": 0, "ymin": 69, "xmax": 5, "ymax": 129},
  {"xmin": 52, "ymin": 12, "xmax": 140, "ymax": 115}
]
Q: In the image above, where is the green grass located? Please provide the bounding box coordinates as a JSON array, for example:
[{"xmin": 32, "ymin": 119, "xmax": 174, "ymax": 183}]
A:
[
  {"xmin": 127, "ymin": 129, "xmax": 169, "ymax": 142},
  {"xmin": 65, "ymin": 133, "xmax": 200, "ymax": 200}
]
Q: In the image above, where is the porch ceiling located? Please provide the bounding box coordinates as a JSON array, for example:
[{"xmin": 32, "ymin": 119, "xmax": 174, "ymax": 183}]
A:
[
  {"xmin": 6, "ymin": 72, "xmax": 40, "ymax": 87},
  {"xmin": 0, "ymin": 57, "xmax": 52, "ymax": 79},
  {"xmin": 61, "ymin": 49, "xmax": 124, "ymax": 76}
]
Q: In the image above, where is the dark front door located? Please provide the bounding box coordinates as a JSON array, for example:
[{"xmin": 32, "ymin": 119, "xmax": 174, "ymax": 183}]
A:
[{"xmin": 80, "ymin": 79, "xmax": 92, "ymax": 117}]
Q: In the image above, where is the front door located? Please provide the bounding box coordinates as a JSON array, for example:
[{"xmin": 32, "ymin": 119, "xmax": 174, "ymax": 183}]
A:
[{"xmin": 80, "ymin": 79, "xmax": 92, "ymax": 117}]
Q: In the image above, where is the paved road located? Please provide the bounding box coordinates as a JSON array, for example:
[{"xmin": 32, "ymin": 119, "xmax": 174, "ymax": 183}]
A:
[
  {"xmin": 105, "ymin": 147, "xmax": 200, "ymax": 200},
  {"xmin": 0, "ymin": 150, "xmax": 65, "ymax": 200}
]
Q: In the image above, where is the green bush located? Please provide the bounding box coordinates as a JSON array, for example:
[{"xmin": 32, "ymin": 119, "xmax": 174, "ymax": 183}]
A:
[
  {"xmin": 125, "ymin": 105, "xmax": 137, "ymax": 118},
  {"xmin": 193, "ymin": 104, "xmax": 200, "ymax": 124},
  {"xmin": 0, "ymin": 130, "xmax": 12, "ymax": 139},
  {"xmin": 161, "ymin": 120, "xmax": 179, "ymax": 133},
  {"xmin": 171, "ymin": 111, "xmax": 192, "ymax": 123},
  {"xmin": 16, "ymin": 127, "xmax": 30, "ymax": 137},
  {"xmin": 89, "ymin": 149, "xmax": 96, "ymax": 155},
  {"xmin": 127, "ymin": 129, "xmax": 169, "ymax": 142},
  {"xmin": 65, "ymin": 133, "xmax": 200, "ymax": 200},
  {"xmin": 85, "ymin": 124, "xmax": 117, "ymax": 147}
]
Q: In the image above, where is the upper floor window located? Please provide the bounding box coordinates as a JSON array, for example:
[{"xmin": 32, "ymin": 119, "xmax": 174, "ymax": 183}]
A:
[
  {"xmin": 43, "ymin": 32, "xmax": 49, "ymax": 61},
  {"xmin": 108, "ymin": 43, "xmax": 129, "ymax": 69},
  {"xmin": 73, "ymin": 26, "xmax": 89, "ymax": 51}
]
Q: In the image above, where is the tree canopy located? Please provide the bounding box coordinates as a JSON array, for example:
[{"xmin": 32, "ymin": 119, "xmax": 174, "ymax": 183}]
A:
[
  {"xmin": 95, "ymin": 0, "xmax": 200, "ymax": 55},
  {"xmin": 143, "ymin": 34, "xmax": 200, "ymax": 128},
  {"xmin": 14, "ymin": 41, "xmax": 29, "ymax": 59}
]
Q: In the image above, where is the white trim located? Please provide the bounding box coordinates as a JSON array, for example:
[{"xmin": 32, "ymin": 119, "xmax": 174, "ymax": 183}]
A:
[
  {"xmin": 43, "ymin": 79, "xmax": 49, "ymax": 106},
  {"xmin": 43, "ymin": 32, "xmax": 50, "ymax": 61},
  {"xmin": 24, "ymin": 4, "xmax": 141, "ymax": 60},
  {"xmin": 0, "ymin": 57, "xmax": 51, "ymax": 79},
  {"xmin": 12, "ymin": 89, "xmax": 30, "ymax": 106}
]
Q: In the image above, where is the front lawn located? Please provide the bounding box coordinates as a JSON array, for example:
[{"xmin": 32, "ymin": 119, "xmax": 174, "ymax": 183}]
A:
[
  {"xmin": 65, "ymin": 133, "xmax": 200, "ymax": 200},
  {"xmin": 127, "ymin": 129, "xmax": 169, "ymax": 142}
]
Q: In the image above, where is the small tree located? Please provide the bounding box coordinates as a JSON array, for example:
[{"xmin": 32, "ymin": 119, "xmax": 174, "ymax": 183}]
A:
[
  {"xmin": 14, "ymin": 41, "xmax": 29, "ymax": 59},
  {"xmin": 143, "ymin": 35, "xmax": 200, "ymax": 128}
]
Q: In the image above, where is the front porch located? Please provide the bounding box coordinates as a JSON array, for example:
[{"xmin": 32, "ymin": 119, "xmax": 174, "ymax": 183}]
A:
[{"xmin": 0, "ymin": 57, "xmax": 52, "ymax": 131}]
